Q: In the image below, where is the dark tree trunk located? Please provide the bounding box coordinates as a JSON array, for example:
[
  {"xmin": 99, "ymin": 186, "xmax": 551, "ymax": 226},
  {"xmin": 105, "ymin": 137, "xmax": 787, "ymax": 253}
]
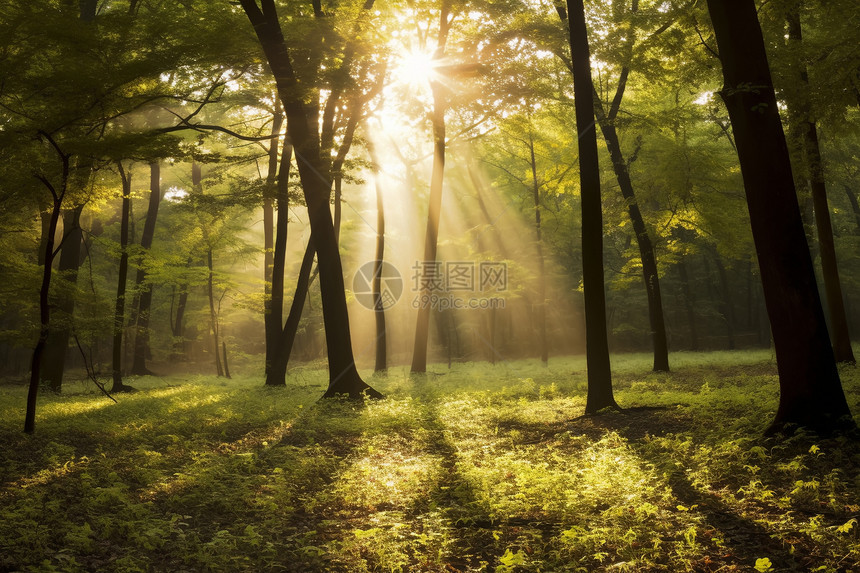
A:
[
  {"xmin": 265, "ymin": 143, "xmax": 293, "ymax": 386},
  {"xmin": 171, "ymin": 277, "xmax": 190, "ymax": 359},
  {"xmin": 564, "ymin": 0, "xmax": 618, "ymax": 413},
  {"xmin": 273, "ymin": 241, "xmax": 316, "ymax": 375},
  {"xmin": 130, "ymin": 162, "xmax": 162, "ymax": 375},
  {"xmin": 25, "ymin": 148, "xmax": 68, "ymax": 433},
  {"xmin": 207, "ymin": 248, "xmax": 224, "ymax": 377},
  {"xmin": 677, "ymin": 260, "xmax": 699, "ymax": 351},
  {"xmin": 264, "ymin": 110, "xmax": 284, "ymax": 377},
  {"xmin": 412, "ymin": 3, "xmax": 451, "ymax": 374},
  {"xmin": 706, "ymin": 0, "xmax": 853, "ymax": 434},
  {"xmin": 79, "ymin": 0, "xmax": 97, "ymax": 21},
  {"xmin": 528, "ymin": 132, "xmax": 549, "ymax": 365},
  {"xmin": 111, "ymin": 165, "xmax": 134, "ymax": 394},
  {"xmin": 41, "ymin": 203, "xmax": 86, "ymax": 392},
  {"xmin": 222, "ymin": 341, "xmax": 231, "ymax": 379},
  {"xmin": 240, "ymin": 0, "xmax": 380, "ymax": 399},
  {"xmin": 786, "ymin": 9, "xmax": 854, "ymax": 364},
  {"xmin": 593, "ymin": 94, "xmax": 669, "ymax": 371}
]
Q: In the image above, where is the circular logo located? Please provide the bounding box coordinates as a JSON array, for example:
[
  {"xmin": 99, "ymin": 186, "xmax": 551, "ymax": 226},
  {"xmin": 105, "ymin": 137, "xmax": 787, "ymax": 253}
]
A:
[{"xmin": 353, "ymin": 261, "xmax": 403, "ymax": 310}]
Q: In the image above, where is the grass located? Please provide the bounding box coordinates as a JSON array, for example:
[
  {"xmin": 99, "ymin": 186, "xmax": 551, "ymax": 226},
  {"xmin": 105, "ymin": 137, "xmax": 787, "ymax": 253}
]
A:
[{"xmin": 1, "ymin": 349, "xmax": 859, "ymax": 572}]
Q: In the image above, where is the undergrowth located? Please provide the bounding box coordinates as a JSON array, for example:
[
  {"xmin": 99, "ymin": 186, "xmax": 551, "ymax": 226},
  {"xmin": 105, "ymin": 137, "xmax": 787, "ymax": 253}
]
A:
[{"xmin": 1, "ymin": 349, "xmax": 858, "ymax": 572}]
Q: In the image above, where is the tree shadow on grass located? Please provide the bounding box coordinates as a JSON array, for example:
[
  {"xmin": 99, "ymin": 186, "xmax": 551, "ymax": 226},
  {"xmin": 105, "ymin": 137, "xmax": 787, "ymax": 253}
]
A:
[
  {"xmin": 408, "ymin": 402, "xmax": 580, "ymax": 572},
  {"xmin": 565, "ymin": 408, "xmax": 806, "ymax": 572}
]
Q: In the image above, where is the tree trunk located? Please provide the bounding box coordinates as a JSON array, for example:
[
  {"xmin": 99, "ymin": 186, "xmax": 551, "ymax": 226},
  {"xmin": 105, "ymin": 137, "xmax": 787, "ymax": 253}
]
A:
[
  {"xmin": 222, "ymin": 341, "xmax": 231, "ymax": 379},
  {"xmin": 207, "ymin": 248, "xmax": 224, "ymax": 377},
  {"xmin": 264, "ymin": 109, "xmax": 284, "ymax": 376},
  {"xmin": 110, "ymin": 165, "xmax": 134, "ymax": 394},
  {"xmin": 527, "ymin": 132, "xmax": 549, "ymax": 365},
  {"xmin": 593, "ymin": 96, "xmax": 670, "ymax": 371},
  {"xmin": 41, "ymin": 203, "xmax": 86, "ymax": 392},
  {"xmin": 412, "ymin": 3, "xmax": 452, "ymax": 374},
  {"xmin": 171, "ymin": 277, "xmax": 190, "ymax": 360},
  {"xmin": 705, "ymin": 0, "xmax": 853, "ymax": 434},
  {"xmin": 265, "ymin": 142, "xmax": 293, "ymax": 385},
  {"xmin": 240, "ymin": 0, "xmax": 380, "ymax": 399},
  {"xmin": 564, "ymin": 0, "xmax": 618, "ymax": 413},
  {"xmin": 268, "ymin": 240, "xmax": 315, "ymax": 383},
  {"xmin": 25, "ymin": 154, "xmax": 67, "ymax": 433},
  {"xmin": 130, "ymin": 162, "xmax": 162, "ymax": 375},
  {"xmin": 786, "ymin": 8, "xmax": 854, "ymax": 364},
  {"xmin": 366, "ymin": 134, "xmax": 388, "ymax": 372}
]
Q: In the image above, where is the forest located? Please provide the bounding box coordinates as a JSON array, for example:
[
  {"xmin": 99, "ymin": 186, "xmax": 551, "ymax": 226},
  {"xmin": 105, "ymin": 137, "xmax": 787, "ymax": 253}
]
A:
[{"xmin": 1, "ymin": 0, "xmax": 859, "ymax": 571}]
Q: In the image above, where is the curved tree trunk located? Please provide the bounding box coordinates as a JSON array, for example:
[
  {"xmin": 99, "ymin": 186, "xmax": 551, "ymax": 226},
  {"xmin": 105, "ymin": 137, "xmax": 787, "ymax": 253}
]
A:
[
  {"xmin": 241, "ymin": 0, "xmax": 380, "ymax": 399},
  {"xmin": 563, "ymin": 0, "xmax": 618, "ymax": 413},
  {"xmin": 130, "ymin": 162, "xmax": 162, "ymax": 375},
  {"xmin": 706, "ymin": 0, "xmax": 853, "ymax": 434},
  {"xmin": 25, "ymin": 156, "xmax": 68, "ymax": 433},
  {"xmin": 593, "ymin": 100, "xmax": 670, "ymax": 371}
]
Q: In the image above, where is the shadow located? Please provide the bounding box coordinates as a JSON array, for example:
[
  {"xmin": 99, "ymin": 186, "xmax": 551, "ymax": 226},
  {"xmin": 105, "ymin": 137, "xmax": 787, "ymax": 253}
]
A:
[
  {"xmin": 410, "ymin": 402, "xmax": 498, "ymax": 571},
  {"xmin": 557, "ymin": 408, "xmax": 804, "ymax": 571}
]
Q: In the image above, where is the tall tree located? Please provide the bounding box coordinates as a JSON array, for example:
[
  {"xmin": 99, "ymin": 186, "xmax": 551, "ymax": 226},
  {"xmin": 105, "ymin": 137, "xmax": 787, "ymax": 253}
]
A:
[
  {"xmin": 365, "ymin": 130, "xmax": 388, "ymax": 372},
  {"xmin": 412, "ymin": 0, "xmax": 453, "ymax": 374},
  {"xmin": 239, "ymin": 0, "xmax": 381, "ymax": 398},
  {"xmin": 40, "ymin": 201, "xmax": 87, "ymax": 392},
  {"xmin": 705, "ymin": 0, "xmax": 853, "ymax": 433},
  {"xmin": 784, "ymin": 4, "xmax": 854, "ymax": 364},
  {"xmin": 563, "ymin": 0, "xmax": 618, "ymax": 412},
  {"xmin": 111, "ymin": 164, "xmax": 134, "ymax": 394},
  {"xmin": 527, "ymin": 127, "xmax": 549, "ymax": 365},
  {"xmin": 263, "ymin": 108, "xmax": 285, "ymax": 377},
  {"xmin": 130, "ymin": 162, "xmax": 163, "ymax": 375},
  {"xmin": 24, "ymin": 134, "xmax": 70, "ymax": 433}
]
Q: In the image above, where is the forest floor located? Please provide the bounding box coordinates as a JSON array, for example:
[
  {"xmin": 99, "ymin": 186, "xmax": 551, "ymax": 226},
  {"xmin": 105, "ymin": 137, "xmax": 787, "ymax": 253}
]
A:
[{"xmin": 1, "ymin": 350, "xmax": 859, "ymax": 572}]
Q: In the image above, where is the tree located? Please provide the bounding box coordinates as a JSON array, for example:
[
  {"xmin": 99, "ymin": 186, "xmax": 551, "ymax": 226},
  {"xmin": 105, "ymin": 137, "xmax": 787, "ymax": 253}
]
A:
[
  {"xmin": 40, "ymin": 202, "xmax": 87, "ymax": 392},
  {"xmin": 23, "ymin": 134, "xmax": 71, "ymax": 433},
  {"xmin": 239, "ymin": 0, "xmax": 381, "ymax": 399},
  {"xmin": 783, "ymin": 3, "xmax": 854, "ymax": 364},
  {"xmin": 563, "ymin": 0, "xmax": 618, "ymax": 413},
  {"xmin": 130, "ymin": 162, "xmax": 164, "ymax": 375},
  {"xmin": 111, "ymin": 164, "xmax": 135, "ymax": 394},
  {"xmin": 704, "ymin": 0, "xmax": 853, "ymax": 433},
  {"xmin": 411, "ymin": 0, "xmax": 454, "ymax": 374},
  {"xmin": 365, "ymin": 129, "xmax": 389, "ymax": 372}
]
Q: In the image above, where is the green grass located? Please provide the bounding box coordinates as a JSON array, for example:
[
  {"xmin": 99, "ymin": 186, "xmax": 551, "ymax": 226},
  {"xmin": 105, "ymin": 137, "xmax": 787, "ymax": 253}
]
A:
[{"xmin": 1, "ymin": 350, "xmax": 859, "ymax": 572}]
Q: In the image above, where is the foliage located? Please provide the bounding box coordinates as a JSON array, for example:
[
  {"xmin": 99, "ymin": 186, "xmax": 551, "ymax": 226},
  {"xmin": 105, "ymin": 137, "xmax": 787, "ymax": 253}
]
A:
[{"xmin": 1, "ymin": 350, "xmax": 858, "ymax": 571}]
